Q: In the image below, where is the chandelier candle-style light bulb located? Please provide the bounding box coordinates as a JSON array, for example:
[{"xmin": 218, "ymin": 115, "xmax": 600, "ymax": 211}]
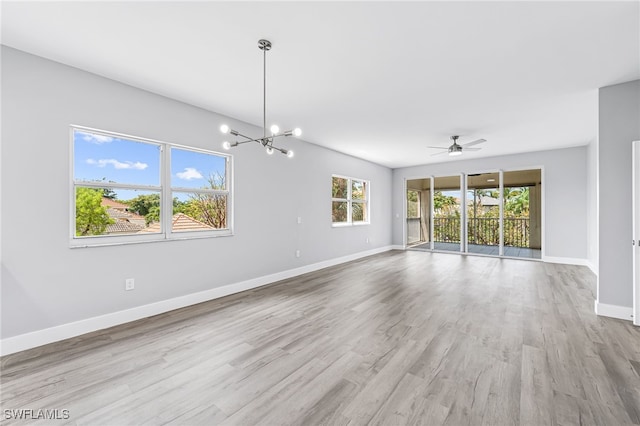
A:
[{"xmin": 219, "ymin": 39, "xmax": 300, "ymax": 158}]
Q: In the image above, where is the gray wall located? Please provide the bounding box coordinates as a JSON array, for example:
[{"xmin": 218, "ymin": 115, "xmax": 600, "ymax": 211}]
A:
[
  {"xmin": 0, "ymin": 47, "xmax": 392, "ymax": 339},
  {"xmin": 598, "ymin": 79, "xmax": 640, "ymax": 308},
  {"xmin": 587, "ymin": 139, "xmax": 598, "ymax": 272},
  {"xmin": 392, "ymin": 147, "xmax": 588, "ymax": 260}
]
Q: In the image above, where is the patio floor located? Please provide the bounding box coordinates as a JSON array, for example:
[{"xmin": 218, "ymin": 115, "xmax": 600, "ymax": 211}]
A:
[{"xmin": 408, "ymin": 241, "xmax": 541, "ymax": 259}]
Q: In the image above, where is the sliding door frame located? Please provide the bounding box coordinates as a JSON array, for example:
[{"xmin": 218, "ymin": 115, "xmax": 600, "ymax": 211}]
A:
[{"xmin": 403, "ymin": 166, "xmax": 544, "ymax": 260}]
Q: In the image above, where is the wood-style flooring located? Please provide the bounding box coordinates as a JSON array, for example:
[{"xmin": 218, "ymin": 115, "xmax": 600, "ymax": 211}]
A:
[{"xmin": 1, "ymin": 250, "xmax": 639, "ymax": 425}]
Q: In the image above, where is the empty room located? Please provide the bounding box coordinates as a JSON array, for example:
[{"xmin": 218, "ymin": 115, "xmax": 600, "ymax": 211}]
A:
[{"xmin": 1, "ymin": 1, "xmax": 639, "ymax": 425}]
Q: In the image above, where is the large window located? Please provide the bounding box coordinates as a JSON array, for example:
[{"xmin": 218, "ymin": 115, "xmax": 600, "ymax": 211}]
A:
[
  {"xmin": 331, "ymin": 175, "xmax": 369, "ymax": 226},
  {"xmin": 71, "ymin": 126, "xmax": 231, "ymax": 246}
]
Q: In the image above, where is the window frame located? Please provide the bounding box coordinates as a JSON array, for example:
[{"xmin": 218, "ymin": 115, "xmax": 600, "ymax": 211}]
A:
[
  {"xmin": 331, "ymin": 174, "xmax": 370, "ymax": 227},
  {"xmin": 70, "ymin": 125, "xmax": 233, "ymax": 247}
]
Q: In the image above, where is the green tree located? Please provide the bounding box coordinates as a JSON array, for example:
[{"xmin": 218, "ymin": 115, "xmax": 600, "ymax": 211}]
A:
[
  {"xmin": 126, "ymin": 194, "xmax": 194, "ymax": 225},
  {"xmin": 433, "ymin": 191, "xmax": 458, "ymax": 216},
  {"xmin": 75, "ymin": 187, "xmax": 114, "ymax": 236},
  {"xmin": 407, "ymin": 190, "xmax": 419, "ymax": 218},
  {"xmin": 126, "ymin": 193, "xmax": 161, "ymax": 225},
  {"xmin": 127, "ymin": 193, "xmax": 160, "ymax": 217},
  {"xmin": 183, "ymin": 172, "xmax": 227, "ymax": 228},
  {"xmin": 504, "ymin": 187, "xmax": 529, "ymax": 216}
]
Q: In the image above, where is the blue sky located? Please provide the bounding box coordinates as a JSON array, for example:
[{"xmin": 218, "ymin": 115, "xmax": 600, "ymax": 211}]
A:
[{"xmin": 74, "ymin": 130, "xmax": 226, "ymax": 201}]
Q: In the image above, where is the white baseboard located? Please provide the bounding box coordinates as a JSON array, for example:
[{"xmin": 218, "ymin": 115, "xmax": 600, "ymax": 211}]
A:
[
  {"xmin": 1, "ymin": 246, "xmax": 394, "ymax": 357},
  {"xmin": 390, "ymin": 245, "xmax": 405, "ymax": 250},
  {"xmin": 594, "ymin": 301, "xmax": 633, "ymax": 321},
  {"xmin": 585, "ymin": 260, "xmax": 598, "ymax": 276}
]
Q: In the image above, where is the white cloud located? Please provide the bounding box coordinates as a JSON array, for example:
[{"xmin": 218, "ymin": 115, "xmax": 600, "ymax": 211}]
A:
[
  {"xmin": 176, "ymin": 167, "xmax": 204, "ymax": 180},
  {"xmin": 86, "ymin": 158, "xmax": 148, "ymax": 170},
  {"xmin": 80, "ymin": 132, "xmax": 114, "ymax": 144}
]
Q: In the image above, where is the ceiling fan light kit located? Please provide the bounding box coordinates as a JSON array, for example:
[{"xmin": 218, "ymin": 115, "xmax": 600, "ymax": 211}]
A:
[
  {"xmin": 428, "ymin": 135, "xmax": 487, "ymax": 157},
  {"xmin": 221, "ymin": 39, "xmax": 300, "ymax": 158}
]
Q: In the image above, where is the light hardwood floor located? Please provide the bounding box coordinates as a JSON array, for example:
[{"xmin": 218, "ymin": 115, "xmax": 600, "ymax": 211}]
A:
[{"xmin": 2, "ymin": 251, "xmax": 639, "ymax": 425}]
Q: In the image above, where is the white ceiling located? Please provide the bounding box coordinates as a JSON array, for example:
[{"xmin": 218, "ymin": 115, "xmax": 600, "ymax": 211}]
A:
[{"xmin": 2, "ymin": 1, "xmax": 638, "ymax": 168}]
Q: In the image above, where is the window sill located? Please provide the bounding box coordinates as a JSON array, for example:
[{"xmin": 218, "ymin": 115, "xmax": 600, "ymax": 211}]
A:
[
  {"xmin": 331, "ymin": 222, "xmax": 370, "ymax": 228},
  {"xmin": 69, "ymin": 230, "xmax": 233, "ymax": 248}
]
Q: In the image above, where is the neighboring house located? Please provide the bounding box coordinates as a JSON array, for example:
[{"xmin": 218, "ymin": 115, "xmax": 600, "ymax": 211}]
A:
[
  {"xmin": 478, "ymin": 196, "xmax": 500, "ymax": 213},
  {"xmin": 101, "ymin": 198, "xmax": 146, "ymax": 234},
  {"xmin": 138, "ymin": 213, "xmax": 214, "ymax": 233}
]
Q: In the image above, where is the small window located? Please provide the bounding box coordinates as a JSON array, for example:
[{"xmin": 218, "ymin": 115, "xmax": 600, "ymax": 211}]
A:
[
  {"xmin": 71, "ymin": 127, "xmax": 232, "ymax": 246},
  {"xmin": 332, "ymin": 175, "xmax": 369, "ymax": 226}
]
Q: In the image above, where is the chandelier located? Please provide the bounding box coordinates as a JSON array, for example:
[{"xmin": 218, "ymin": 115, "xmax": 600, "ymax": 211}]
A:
[{"xmin": 221, "ymin": 39, "xmax": 301, "ymax": 158}]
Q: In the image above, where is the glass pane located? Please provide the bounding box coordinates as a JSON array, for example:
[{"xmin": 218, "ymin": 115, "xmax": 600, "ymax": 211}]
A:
[
  {"xmin": 171, "ymin": 148, "xmax": 227, "ymax": 190},
  {"xmin": 75, "ymin": 187, "xmax": 161, "ymax": 237},
  {"xmin": 172, "ymin": 192, "xmax": 227, "ymax": 231},
  {"xmin": 406, "ymin": 189, "xmax": 421, "ymax": 245},
  {"xmin": 503, "ymin": 169, "xmax": 541, "ymax": 259},
  {"xmin": 433, "ymin": 176, "xmax": 461, "ymax": 252},
  {"xmin": 352, "ymin": 202, "xmax": 367, "ymax": 222},
  {"xmin": 332, "ymin": 177, "xmax": 348, "ymax": 199},
  {"xmin": 332, "ymin": 201, "xmax": 348, "ymax": 223},
  {"xmin": 73, "ymin": 129, "xmax": 160, "ymax": 186},
  {"xmin": 352, "ymin": 180, "xmax": 366, "ymax": 200},
  {"xmin": 406, "ymin": 179, "xmax": 431, "ymax": 248},
  {"xmin": 466, "ymin": 172, "xmax": 500, "ymax": 255}
]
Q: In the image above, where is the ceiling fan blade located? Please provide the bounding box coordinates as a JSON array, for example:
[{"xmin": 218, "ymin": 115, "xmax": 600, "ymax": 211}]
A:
[
  {"xmin": 462, "ymin": 138, "xmax": 486, "ymax": 147},
  {"xmin": 426, "ymin": 146, "xmax": 448, "ymax": 150},
  {"xmin": 431, "ymin": 151, "xmax": 449, "ymax": 156},
  {"xmin": 464, "ymin": 147, "xmax": 482, "ymax": 151}
]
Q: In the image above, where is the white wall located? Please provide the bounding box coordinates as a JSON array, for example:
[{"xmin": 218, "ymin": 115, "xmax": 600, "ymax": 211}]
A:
[
  {"xmin": 391, "ymin": 147, "xmax": 589, "ymax": 262},
  {"xmin": 0, "ymin": 47, "xmax": 392, "ymax": 344},
  {"xmin": 597, "ymin": 79, "xmax": 640, "ymax": 311}
]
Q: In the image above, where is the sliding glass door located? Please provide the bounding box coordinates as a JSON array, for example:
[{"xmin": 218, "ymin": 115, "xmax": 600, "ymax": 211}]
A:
[
  {"xmin": 433, "ymin": 175, "xmax": 462, "ymax": 252},
  {"xmin": 406, "ymin": 168, "xmax": 542, "ymax": 259},
  {"xmin": 406, "ymin": 178, "xmax": 431, "ymax": 249},
  {"xmin": 503, "ymin": 169, "xmax": 542, "ymax": 259},
  {"xmin": 466, "ymin": 172, "xmax": 500, "ymax": 256}
]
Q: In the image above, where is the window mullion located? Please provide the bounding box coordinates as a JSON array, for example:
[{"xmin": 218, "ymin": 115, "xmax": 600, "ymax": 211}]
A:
[
  {"xmin": 161, "ymin": 144, "xmax": 172, "ymax": 238},
  {"xmin": 348, "ymin": 178, "xmax": 353, "ymax": 224},
  {"xmin": 73, "ymin": 181, "xmax": 161, "ymax": 192}
]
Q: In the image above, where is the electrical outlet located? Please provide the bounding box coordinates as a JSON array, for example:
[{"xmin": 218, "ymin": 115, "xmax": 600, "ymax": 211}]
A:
[
  {"xmin": 295, "ymin": 250, "xmax": 301, "ymax": 258},
  {"xmin": 125, "ymin": 278, "xmax": 135, "ymax": 291},
  {"xmin": 297, "ymin": 217, "xmax": 302, "ymax": 224},
  {"xmin": 366, "ymin": 237, "xmax": 370, "ymax": 244}
]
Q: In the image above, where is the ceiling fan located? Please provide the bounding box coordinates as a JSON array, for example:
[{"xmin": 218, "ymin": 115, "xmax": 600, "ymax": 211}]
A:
[{"xmin": 428, "ymin": 135, "xmax": 486, "ymax": 157}]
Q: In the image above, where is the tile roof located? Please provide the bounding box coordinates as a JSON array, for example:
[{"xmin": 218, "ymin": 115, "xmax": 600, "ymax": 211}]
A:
[
  {"xmin": 138, "ymin": 213, "xmax": 214, "ymax": 233},
  {"xmin": 105, "ymin": 207, "xmax": 146, "ymax": 227},
  {"xmin": 102, "ymin": 201, "xmax": 147, "ymax": 234},
  {"xmin": 105, "ymin": 218, "xmax": 144, "ymax": 234},
  {"xmin": 101, "ymin": 197, "xmax": 131, "ymax": 210}
]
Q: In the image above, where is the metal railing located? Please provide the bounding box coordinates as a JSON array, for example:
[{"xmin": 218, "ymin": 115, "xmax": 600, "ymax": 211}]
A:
[
  {"xmin": 407, "ymin": 217, "xmax": 421, "ymax": 244},
  {"xmin": 431, "ymin": 217, "xmax": 530, "ymax": 248},
  {"xmin": 433, "ymin": 217, "xmax": 460, "ymax": 243}
]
